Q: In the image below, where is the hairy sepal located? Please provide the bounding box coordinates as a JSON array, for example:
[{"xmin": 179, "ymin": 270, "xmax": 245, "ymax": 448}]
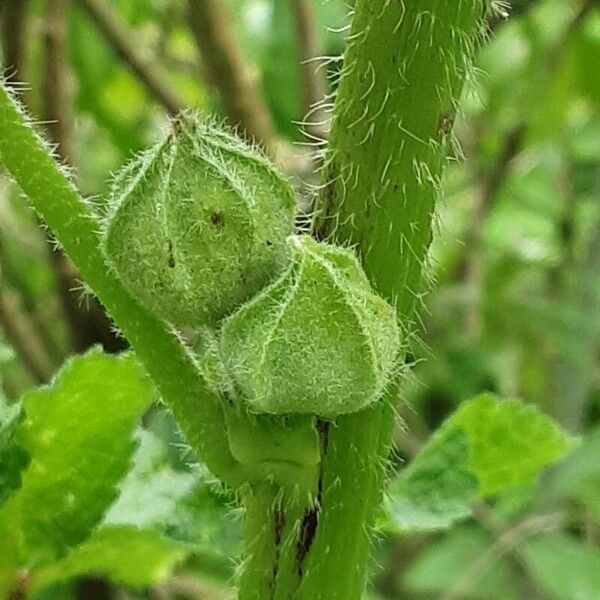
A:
[
  {"xmin": 102, "ymin": 114, "xmax": 296, "ymax": 328},
  {"xmin": 221, "ymin": 235, "xmax": 401, "ymax": 417}
]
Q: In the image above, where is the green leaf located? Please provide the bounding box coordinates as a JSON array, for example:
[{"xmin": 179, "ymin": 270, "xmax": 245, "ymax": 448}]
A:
[
  {"xmin": 105, "ymin": 429, "xmax": 240, "ymax": 578},
  {"xmin": 386, "ymin": 427, "xmax": 477, "ymax": 531},
  {"xmin": 32, "ymin": 526, "xmax": 188, "ymax": 592},
  {"xmin": 453, "ymin": 394, "xmax": 575, "ymax": 494},
  {"xmin": 104, "ymin": 429, "xmax": 198, "ymax": 530},
  {"xmin": 544, "ymin": 427, "xmax": 600, "ymax": 518},
  {"xmin": 0, "ymin": 397, "xmax": 27, "ymax": 507},
  {"xmin": 386, "ymin": 393, "xmax": 575, "ymax": 531},
  {"xmin": 524, "ymin": 533, "xmax": 600, "ymax": 600},
  {"xmin": 404, "ymin": 526, "xmax": 519, "ymax": 600},
  {"xmin": 0, "ymin": 349, "xmax": 154, "ymax": 565}
]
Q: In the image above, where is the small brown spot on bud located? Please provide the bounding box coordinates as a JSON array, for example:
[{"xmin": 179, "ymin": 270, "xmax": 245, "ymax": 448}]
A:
[
  {"xmin": 167, "ymin": 240, "xmax": 175, "ymax": 268},
  {"xmin": 438, "ymin": 114, "xmax": 454, "ymax": 138},
  {"xmin": 210, "ymin": 211, "xmax": 225, "ymax": 229}
]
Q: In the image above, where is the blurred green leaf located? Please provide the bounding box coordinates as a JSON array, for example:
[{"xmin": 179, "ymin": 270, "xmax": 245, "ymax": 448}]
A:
[
  {"xmin": 104, "ymin": 429, "xmax": 198, "ymax": 530},
  {"xmin": 32, "ymin": 525, "xmax": 188, "ymax": 592},
  {"xmin": 105, "ymin": 429, "xmax": 241, "ymax": 576},
  {"xmin": 404, "ymin": 526, "xmax": 518, "ymax": 600},
  {"xmin": 545, "ymin": 427, "xmax": 600, "ymax": 518},
  {"xmin": 572, "ymin": 12, "xmax": 600, "ymax": 104},
  {"xmin": 0, "ymin": 349, "xmax": 154, "ymax": 564},
  {"xmin": 0, "ymin": 396, "xmax": 26, "ymax": 507},
  {"xmin": 524, "ymin": 533, "xmax": 600, "ymax": 600},
  {"xmin": 385, "ymin": 394, "xmax": 575, "ymax": 531}
]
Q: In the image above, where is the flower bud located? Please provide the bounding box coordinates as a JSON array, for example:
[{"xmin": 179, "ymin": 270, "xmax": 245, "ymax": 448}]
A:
[
  {"xmin": 101, "ymin": 115, "xmax": 295, "ymax": 327},
  {"xmin": 220, "ymin": 235, "xmax": 400, "ymax": 417}
]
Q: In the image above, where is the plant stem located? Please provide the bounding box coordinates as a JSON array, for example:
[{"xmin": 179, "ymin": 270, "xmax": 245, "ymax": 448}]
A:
[
  {"xmin": 465, "ymin": 123, "xmax": 524, "ymax": 336},
  {"xmin": 298, "ymin": 1, "xmax": 485, "ymax": 597},
  {"xmin": 43, "ymin": 0, "xmax": 122, "ymax": 354},
  {"xmin": 239, "ymin": 484, "xmax": 308, "ymax": 599},
  {"xmin": 0, "ymin": 83, "xmax": 243, "ymax": 488},
  {"xmin": 78, "ymin": 0, "xmax": 186, "ymax": 115},
  {"xmin": 0, "ymin": 284, "xmax": 54, "ymax": 384},
  {"xmin": 289, "ymin": 0, "xmax": 329, "ymax": 141},
  {"xmin": 187, "ymin": 0, "xmax": 278, "ymax": 155}
]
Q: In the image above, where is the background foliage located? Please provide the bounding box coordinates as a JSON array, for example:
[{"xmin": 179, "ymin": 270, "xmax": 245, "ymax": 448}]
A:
[{"xmin": 0, "ymin": 0, "xmax": 599, "ymax": 598}]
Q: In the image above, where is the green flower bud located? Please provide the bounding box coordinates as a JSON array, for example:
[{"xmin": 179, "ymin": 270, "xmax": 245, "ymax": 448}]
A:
[
  {"xmin": 220, "ymin": 235, "xmax": 400, "ymax": 417},
  {"xmin": 101, "ymin": 115, "xmax": 295, "ymax": 327}
]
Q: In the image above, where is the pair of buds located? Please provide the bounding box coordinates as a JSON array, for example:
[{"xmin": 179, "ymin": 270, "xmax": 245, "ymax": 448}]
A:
[{"xmin": 101, "ymin": 115, "xmax": 400, "ymax": 418}]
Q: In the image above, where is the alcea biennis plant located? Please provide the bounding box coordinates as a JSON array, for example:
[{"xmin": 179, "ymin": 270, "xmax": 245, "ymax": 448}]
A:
[
  {"xmin": 0, "ymin": 0, "xmax": 488, "ymax": 597},
  {"xmin": 99, "ymin": 114, "xmax": 400, "ymax": 501},
  {"xmin": 0, "ymin": 81, "xmax": 403, "ymax": 590},
  {"xmin": 101, "ymin": 114, "xmax": 399, "ymax": 421}
]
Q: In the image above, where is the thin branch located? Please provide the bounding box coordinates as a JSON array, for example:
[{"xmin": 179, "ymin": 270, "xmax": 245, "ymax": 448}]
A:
[
  {"xmin": 443, "ymin": 509, "xmax": 565, "ymax": 600},
  {"xmin": 547, "ymin": 0, "xmax": 597, "ymax": 65},
  {"xmin": 1, "ymin": 0, "xmax": 29, "ymax": 85},
  {"xmin": 565, "ymin": 0, "xmax": 597, "ymax": 38},
  {"xmin": 43, "ymin": 0, "xmax": 73, "ymax": 161},
  {"xmin": 187, "ymin": 0, "xmax": 278, "ymax": 155},
  {"xmin": 464, "ymin": 123, "xmax": 524, "ymax": 336},
  {"xmin": 0, "ymin": 283, "xmax": 54, "ymax": 384},
  {"xmin": 77, "ymin": 0, "xmax": 186, "ymax": 116},
  {"xmin": 43, "ymin": 0, "xmax": 124, "ymax": 354},
  {"xmin": 155, "ymin": 576, "xmax": 235, "ymax": 600},
  {"xmin": 289, "ymin": 0, "xmax": 330, "ymax": 141},
  {"xmin": 1, "ymin": 0, "xmax": 70, "ymax": 369},
  {"xmin": 0, "ymin": 228, "xmax": 64, "ymax": 364},
  {"xmin": 465, "ymin": 0, "xmax": 595, "ymax": 338}
]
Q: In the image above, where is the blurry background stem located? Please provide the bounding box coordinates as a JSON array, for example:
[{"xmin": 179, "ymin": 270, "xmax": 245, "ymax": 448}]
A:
[
  {"xmin": 1, "ymin": 0, "xmax": 29, "ymax": 90},
  {"xmin": 187, "ymin": 0, "xmax": 278, "ymax": 156},
  {"xmin": 78, "ymin": 0, "xmax": 186, "ymax": 115},
  {"xmin": 465, "ymin": 123, "xmax": 524, "ymax": 338},
  {"xmin": 44, "ymin": 0, "xmax": 124, "ymax": 354},
  {"xmin": 0, "ymin": 269, "xmax": 54, "ymax": 384},
  {"xmin": 289, "ymin": 0, "xmax": 330, "ymax": 142}
]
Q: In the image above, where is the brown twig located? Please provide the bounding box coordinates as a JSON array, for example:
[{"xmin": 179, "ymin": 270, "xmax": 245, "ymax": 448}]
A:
[
  {"xmin": 77, "ymin": 0, "xmax": 186, "ymax": 115},
  {"xmin": 0, "ymin": 229, "xmax": 64, "ymax": 363},
  {"xmin": 0, "ymin": 283, "xmax": 54, "ymax": 384},
  {"xmin": 154, "ymin": 575, "xmax": 235, "ymax": 600},
  {"xmin": 43, "ymin": 0, "xmax": 124, "ymax": 354},
  {"xmin": 1, "ymin": 0, "xmax": 66, "ymax": 375},
  {"xmin": 187, "ymin": 0, "xmax": 278, "ymax": 155},
  {"xmin": 43, "ymin": 0, "xmax": 74, "ymax": 161},
  {"xmin": 464, "ymin": 123, "xmax": 524, "ymax": 336},
  {"xmin": 465, "ymin": 0, "xmax": 595, "ymax": 336},
  {"xmin": 442, "ymin": 511, "xmax": 565, "ymax": 600},
  {"xmin": 1, "ymin": 0, "xmax": 29, "ymax": 84},
  {"xmin": 289, "ymin": 0, "xmax": 330, "ymax": 141}
]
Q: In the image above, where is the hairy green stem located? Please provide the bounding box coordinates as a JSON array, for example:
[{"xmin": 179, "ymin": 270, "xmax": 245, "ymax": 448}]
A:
[
  {"xmin": 237, "ymin": 0, "xmax": 486, "ymax": 593},
  {"xmin": 0, "ymin": 84, "xmax": 243, "ymax": 487},
  {"xmin": 301, "ymin": 1, "xmax": 485, "ymax": 597},
  {"xmin": 239, "ymin": 485, "xmax": 309, "ymax": 599}
]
